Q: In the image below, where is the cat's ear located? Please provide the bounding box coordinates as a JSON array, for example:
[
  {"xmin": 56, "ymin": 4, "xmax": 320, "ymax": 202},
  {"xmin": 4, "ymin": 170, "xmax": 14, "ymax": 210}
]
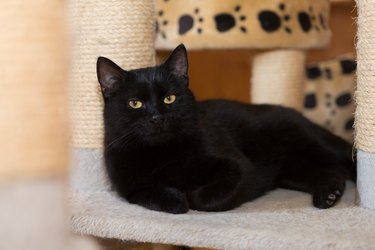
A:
[
  {"xmin": 97, "ymin": 57, "xmax": 126, "ymax": 98},
  {"xmin": 164, "ymin": 44, "xmax": 188, "ymax": 79}
]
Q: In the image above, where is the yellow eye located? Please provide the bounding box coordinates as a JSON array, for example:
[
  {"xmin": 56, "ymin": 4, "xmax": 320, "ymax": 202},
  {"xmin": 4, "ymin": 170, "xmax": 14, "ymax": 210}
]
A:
[
  {"xmin": 128, "ymin": 99, "xmax": 143, "ymax": 109},
  {"xmin": 164, "ymin": 94, "xmax": 176, "ymax": 104}
]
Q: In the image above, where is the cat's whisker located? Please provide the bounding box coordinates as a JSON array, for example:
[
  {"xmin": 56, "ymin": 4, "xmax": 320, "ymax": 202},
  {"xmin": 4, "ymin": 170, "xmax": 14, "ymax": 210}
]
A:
[{"xmin": 107, "ymin": 132, "xmax": 133, "ymax": 149}]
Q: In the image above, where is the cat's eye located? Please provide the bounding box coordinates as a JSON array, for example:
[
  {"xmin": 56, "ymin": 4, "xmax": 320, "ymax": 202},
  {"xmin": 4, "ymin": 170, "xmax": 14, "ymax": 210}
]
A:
[
  {"xmin": 128, "ymin": 99, "xmax": 143, "ymax": 109},
  {"xmin": 164, "ymin": 94, "xmax": 176, "ymax": 105}
]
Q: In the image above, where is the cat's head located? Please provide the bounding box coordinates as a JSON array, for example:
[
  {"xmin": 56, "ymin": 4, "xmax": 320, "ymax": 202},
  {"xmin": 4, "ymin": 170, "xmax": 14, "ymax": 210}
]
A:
[{"xmin": 97, "ymin": 44, "xmax": 197, "ymax": 149}]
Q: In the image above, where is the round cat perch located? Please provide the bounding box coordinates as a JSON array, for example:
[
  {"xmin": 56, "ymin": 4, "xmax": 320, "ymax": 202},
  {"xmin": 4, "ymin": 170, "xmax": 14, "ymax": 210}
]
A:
[
  {"xmin": 355, "ymin": 0, "xmax": 375, "ymax": 211},
  {"xmin": 69, "ymin": 0, "xmax": 375, "ymax": 249},
  {"xmin": 155, "ymin": 0, "xmax": 331, "ymax": 111}
]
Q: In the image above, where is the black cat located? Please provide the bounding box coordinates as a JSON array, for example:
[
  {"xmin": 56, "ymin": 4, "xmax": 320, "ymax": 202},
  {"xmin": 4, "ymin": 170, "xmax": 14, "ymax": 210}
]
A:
[{"xmin": 97, "ymin": 44, "xmax": 356, "ymax": 214}]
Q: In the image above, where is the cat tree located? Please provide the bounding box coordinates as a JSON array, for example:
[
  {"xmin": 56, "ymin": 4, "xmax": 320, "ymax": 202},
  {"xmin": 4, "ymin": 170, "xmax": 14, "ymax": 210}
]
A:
[{"xmin": 70, "ymin": 0, "xmax": 375, "ymax": 249}]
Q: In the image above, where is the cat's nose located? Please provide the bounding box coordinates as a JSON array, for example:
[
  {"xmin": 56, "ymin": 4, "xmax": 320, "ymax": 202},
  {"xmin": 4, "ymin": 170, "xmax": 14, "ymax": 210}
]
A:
[{"xmin": 151, "ymin": 115, "xmax": 165, "ymax": 124}]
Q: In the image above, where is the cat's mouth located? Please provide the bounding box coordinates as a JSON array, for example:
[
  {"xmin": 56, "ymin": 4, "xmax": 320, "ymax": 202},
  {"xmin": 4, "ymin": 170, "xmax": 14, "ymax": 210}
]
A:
[{"xmin": 145, "ymin": 131, "xmax": 174, "ymax": 144}]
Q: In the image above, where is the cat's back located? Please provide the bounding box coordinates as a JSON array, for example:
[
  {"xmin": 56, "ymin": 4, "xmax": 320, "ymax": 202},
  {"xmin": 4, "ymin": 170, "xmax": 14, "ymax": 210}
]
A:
[
  {"xmin": 196, "ymin": 99, "xmax": 295, "ymax": 126},
  {"xmin": 195, "ymin": 99, "xmax": 311, "ymax": 147}
]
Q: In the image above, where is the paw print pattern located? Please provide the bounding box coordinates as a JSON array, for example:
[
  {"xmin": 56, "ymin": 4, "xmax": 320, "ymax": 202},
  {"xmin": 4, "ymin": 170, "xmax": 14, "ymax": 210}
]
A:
[
  {"xmin": 304, "ymin": 93, "xmax": 317, "ymax": 109},
  {"xmin": 156, "ymin": 10, "xmax": 169, "ymax": 39},
  {"xmin": 324, "ymin": 93, "xmax": 335, "ymax": 131},
  {"xmin": 305, "ymin": 65, "xmax": 334, "ymax": 81},
  {"xmin": 298, "ymin": 5, "xmax": 325, "ymax": 33},
  {"xmin": 304, "ymin": 62, "xmax": 355, "ymax": 135},
  {"xmin": 258, "ymin": 3, "xmax": 292, "ymax": 34},
  {"xmin": 178, "ymin": 8, "xmax": 204, "ymax": 35},
  {"xmin": 306, "ymin": 65, "xmax": 322, "ymax": 79},
  {"xmin": 214, "ymin": 5, "xmax": 247, "ymax": 33},
  {"xmin": 340, "ymin": 59, "xmax": 357, "ymax": 75},
  {"xmin": 345, "ymin": 118, "xmax": 354, "ymax": 131},
  {"xmin": 336, "ymin": 93, "xmax": 352, "ymax": 107}
]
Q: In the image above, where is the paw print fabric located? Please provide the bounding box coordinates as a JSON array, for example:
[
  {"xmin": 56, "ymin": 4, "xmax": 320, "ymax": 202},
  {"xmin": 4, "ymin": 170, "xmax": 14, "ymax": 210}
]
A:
[
  {"xmin": 155, "ymin": 0, "xmax": 330, "ymax": 49},
  {"xmin": 303, "ymin": 55, "xmax": 356, "ymax": 143}
]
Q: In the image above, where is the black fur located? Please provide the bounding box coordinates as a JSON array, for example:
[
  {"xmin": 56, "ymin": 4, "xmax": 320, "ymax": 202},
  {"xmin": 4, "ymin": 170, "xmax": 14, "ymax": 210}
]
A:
[{"xmin": 97, "ymin": 44, "xmax": 356, "ymax": 214}]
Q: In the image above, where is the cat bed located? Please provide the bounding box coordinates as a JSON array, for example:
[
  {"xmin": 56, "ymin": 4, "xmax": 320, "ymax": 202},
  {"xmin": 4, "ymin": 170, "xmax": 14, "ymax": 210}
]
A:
[
  {"xmin": 302, "ymin": 54, "xmax": 356, "ymax": 142},
  {"xmin": 70, "ymin": 150, "xmax": 375, "ymax": 250},
  {"xmin": 155, "ymin": 0, "xmax": 330, "ymax": 50}
]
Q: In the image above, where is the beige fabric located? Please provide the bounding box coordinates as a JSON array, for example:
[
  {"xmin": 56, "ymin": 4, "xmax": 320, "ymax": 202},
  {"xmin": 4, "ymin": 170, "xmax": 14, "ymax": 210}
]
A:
[
  {"xmin": 156, "ymin": 0, "xmax": 330, "ymax": 50},
  {"xmin": 0, "ymin": 0, "xmax": 69, "ymax": 181},
  {"xmin": 251, "ymin": 50, "xmax": 306, "ymax": 111},
  {"xmin": 354, "ymin": 0, "xmax": 375, "ymax": 153},
  {"xmin": 69, "ymin": 0, "xmax": 156, "ymax": 149},
  {"xmin": 71, "ymin": 182, "xmax": 375, "ymax": 250},
  {"xmin": 303, "ymin": 55, "xmax": 356, "ymax": 143}
]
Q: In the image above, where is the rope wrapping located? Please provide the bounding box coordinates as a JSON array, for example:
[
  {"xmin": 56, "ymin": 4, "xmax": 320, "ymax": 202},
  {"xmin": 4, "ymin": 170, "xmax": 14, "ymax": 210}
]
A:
[
  {"xmin": 354, "ymin": 0, "xmax": 375, "ymax": 152},
  {"xmin": 251, "ymin": 50, "xmax": 306, "ymax": 111},
  {"xmin": 69, "ymin": 0, "xmax": 156, "ymax": 149}
]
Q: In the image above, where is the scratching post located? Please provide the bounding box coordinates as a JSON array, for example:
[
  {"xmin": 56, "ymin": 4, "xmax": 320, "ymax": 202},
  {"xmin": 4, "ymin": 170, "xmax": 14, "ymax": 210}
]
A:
[
  {"xmin": 0, "ymin": 1, "xmax": 97, "ymax": 249},
  {"xmin": 355, "ymin": 0, "xmax": 375, "ymax": 210},
  {"xmin": 251, "ymin": 50, "xmax": 306, "ymax": 110},
  {"xmin": 69, "ymin": 0, "xmax": 156, "ymax": 239},
  {"xmin": 69, "ymin": 0, "xmax": 155, "ymax": 192}
]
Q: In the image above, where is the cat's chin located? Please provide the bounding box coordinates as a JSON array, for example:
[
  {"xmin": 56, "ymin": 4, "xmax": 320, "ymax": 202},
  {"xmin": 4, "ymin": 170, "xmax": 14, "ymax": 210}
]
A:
[{"xmin": 144, "ymin": 132, "xmax": 175, "ymax": 146}]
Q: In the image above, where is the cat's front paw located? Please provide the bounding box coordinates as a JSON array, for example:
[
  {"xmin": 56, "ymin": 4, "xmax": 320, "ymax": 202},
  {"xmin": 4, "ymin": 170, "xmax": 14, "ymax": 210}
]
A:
[
  {"xmin": 128, "ymin": 187, "xmax": 189, "ymax": 214},
  {"xmin": 313, "ymin": 184, "xmax": 344, "ymax": 209},
  {"xmin": 157, "ymin": 188, "xmax": 189, "ymax": 214}
]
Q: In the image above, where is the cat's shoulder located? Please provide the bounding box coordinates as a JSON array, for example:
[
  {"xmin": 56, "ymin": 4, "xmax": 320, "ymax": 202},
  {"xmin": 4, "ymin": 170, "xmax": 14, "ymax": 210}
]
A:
[{"xmin": 197, "ymin": 99, "xmax": 291, "ymax": 113}]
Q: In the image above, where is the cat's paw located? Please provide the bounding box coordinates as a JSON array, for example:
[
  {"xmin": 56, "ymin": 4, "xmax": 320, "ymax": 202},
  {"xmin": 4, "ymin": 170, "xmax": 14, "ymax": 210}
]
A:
[
  {"xmin": 127, "ymin": 187, "xmax": 189, "ymax": 214},
  {"xmin": 313, "ymin": 185, "xmax": 344, "ymax": 209},
  {"xmin": 150, "ymin": 188, "xmax": 189, "ymax": 214},
  {"xmin": 158, "ymin": 188, "xmax": 189, "ymax": 214}
]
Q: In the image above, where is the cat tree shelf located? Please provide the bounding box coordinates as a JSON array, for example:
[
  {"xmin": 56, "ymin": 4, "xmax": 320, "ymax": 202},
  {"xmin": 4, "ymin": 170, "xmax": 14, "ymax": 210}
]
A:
[
  {"xmin": 155, "ymin": 0, "xmax": 330, "ymax": 50},
  {"xmin": 71, "ymin": 175, "xmax": 375, "ymax": 250}
]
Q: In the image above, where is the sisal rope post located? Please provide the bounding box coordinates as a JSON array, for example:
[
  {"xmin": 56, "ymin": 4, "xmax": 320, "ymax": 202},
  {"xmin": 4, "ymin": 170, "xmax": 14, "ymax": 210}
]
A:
[
  {"xmin": 68, "ymin": 0, "xmax": 156, "ymax": 198},
  {"xmin": 251, "ymin": 50, "xmax": 306, "ymax": 111},
  {"xmin": 70, "ymin": 0, "xmax": 156, "ymax": 150},
  {"xmin": 0, "ymin": 1, "xmax": 98, "ymax": 250},
  {"xmin": 354, "ymin": 0, "xmax": 375, "ymax": 211}
]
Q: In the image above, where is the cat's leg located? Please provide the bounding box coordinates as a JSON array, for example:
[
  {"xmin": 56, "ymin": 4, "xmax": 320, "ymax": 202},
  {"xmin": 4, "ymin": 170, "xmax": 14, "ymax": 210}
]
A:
[
  {"xmin": 312, "ymin": 172, "xmax": 346, "ymax": 209},
  {"xmin": 278, "ymin": 155, "xmax": 346, "ymax": 209},
  {"xmin": 187, "ymin": 157, "xmax": 249, "ymax": 212},
  {"xmin": 126, "ymin": 185, "xmax": 189, "ymax": 214}
]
